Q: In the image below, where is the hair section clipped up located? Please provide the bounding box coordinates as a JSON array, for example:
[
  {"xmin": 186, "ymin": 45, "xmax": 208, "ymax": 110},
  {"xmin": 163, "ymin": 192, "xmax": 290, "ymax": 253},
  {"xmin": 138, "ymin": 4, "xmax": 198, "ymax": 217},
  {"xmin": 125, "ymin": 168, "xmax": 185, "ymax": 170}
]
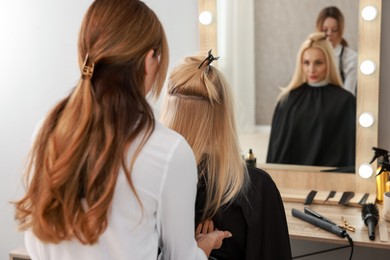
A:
[{"xmin": 161, "ymin": 51, "xmax": 249, "ymax": 222}]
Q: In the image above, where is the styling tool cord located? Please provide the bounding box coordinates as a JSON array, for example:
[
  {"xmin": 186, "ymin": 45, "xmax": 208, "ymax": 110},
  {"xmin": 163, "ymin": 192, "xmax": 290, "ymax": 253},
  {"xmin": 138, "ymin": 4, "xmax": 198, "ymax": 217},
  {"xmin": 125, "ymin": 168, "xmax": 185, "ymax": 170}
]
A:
[
  {"xmin": 292, "ymin": 233, "xmax": 354, "ymax": 259},
  {"xmin": 345, "ymin": 233, "xmax": 354, "ymax": 260}
]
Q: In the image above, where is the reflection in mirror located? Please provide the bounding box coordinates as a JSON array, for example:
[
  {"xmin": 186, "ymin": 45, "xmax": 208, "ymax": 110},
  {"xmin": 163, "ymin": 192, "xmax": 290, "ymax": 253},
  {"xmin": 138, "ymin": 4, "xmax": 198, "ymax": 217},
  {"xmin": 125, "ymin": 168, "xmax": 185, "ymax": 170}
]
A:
[
  {"xmin": 199, "ymin": 0, "xmax": 381, "ymax": 193},
  {"xmin": 265, "ymin": 32, "xmax": 356, "ymax": 169},
  {"xmin": 255, "ymin": 1, "xmax": 358, "ymax": 125},
  {"xmin": 218, "ymin": 1, "xmax": 359, "ymax": 167}
]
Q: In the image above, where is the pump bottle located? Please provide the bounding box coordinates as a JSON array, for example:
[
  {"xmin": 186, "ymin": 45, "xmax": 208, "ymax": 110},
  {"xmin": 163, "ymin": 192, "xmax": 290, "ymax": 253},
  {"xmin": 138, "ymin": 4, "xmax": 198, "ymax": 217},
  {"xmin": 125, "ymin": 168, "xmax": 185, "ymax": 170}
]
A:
[{"xmin": 245, "ymin": 149, "xmax": 257, "ymax": 167}]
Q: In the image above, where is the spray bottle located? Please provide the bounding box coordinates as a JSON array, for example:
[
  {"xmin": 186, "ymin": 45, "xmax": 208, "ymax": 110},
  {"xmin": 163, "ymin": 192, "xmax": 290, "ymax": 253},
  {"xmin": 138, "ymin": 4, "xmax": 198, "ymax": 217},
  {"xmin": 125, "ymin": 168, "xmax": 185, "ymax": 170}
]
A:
[
  {"xmin": 370, "ymin": 147, "xmax": 390, "ymax": 204},
  {"xmin": 383, "ymin": 162, "xmax": 390, "ymax": 193}
]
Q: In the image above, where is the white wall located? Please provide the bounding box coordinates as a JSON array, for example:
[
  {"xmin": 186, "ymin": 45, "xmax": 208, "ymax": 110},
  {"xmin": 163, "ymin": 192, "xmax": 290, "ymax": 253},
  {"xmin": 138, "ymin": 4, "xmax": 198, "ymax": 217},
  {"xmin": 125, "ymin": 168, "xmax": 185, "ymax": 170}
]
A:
[
  {"xmin": 1, "ymin": 0, "xmax": 389, "ymax": 259},
  {"xmin": 0, "ymin": 0, "xmax": 198, "ymax": 257}
]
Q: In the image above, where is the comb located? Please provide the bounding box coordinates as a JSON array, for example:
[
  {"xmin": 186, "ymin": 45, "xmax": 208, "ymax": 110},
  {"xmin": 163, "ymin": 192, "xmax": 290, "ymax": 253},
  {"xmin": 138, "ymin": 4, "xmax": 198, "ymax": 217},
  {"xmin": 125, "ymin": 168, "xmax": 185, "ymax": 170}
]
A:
[
  {"xmin": 304, "ymin": 190, "xmax": 317, "ymax": 205},
  {"xmin": 338, "ymin": 191, "xmax": 355, "ymax": 206},
  {"xmin": 323, "ymin": 190, "xmax": 336, "ymax": 204},
  {"xmin": 358, "ymin": 193, "xmax": 369, "ymax": 205}
]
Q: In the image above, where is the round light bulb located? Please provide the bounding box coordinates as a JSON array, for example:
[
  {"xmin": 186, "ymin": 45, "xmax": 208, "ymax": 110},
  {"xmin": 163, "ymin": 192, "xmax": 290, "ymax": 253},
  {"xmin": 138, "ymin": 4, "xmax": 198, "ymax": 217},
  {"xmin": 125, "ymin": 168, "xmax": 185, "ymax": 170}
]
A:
[
  {"xmin": 362, "ymin": 6, "xmax": 378, "ymax": 21},
  {"xmin": 360, "ymin": 60, "xmax": 376, "ymax": 75},
  {"xmin": 359, "ymin": 112, "xmax": 375, "ymax": 127},
  {"xmin": 199, "ymin": 11, "xmax": 213, "ymax": 25},
  {"xmin": 359, "ymin": 163, "xmax": 374, "ymax": 178}
]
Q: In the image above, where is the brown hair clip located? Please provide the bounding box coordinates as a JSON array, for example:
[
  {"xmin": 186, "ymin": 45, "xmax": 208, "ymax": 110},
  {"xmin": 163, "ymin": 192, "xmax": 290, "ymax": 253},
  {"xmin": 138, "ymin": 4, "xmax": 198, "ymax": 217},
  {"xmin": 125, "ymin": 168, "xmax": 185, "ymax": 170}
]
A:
[{"xmin": 82, "ymin": 53, "xmax": 95, "ymax": 79}]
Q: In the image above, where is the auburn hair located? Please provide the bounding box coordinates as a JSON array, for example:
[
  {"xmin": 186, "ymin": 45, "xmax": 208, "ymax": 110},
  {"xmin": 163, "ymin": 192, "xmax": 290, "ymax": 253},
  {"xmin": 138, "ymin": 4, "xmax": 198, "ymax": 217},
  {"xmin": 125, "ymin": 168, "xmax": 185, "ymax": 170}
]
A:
[{"xmin": 14, "ymin": 0, "xmax": 168, "ymax": 244}]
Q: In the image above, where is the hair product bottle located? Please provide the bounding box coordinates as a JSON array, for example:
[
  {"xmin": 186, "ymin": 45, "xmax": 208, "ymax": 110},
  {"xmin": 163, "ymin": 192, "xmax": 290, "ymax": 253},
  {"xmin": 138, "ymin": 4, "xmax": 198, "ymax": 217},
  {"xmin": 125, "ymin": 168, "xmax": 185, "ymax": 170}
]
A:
[
  {"xmin": 246, "ymin": 149, "xmax": 257, "ymax": 167},
  {"xmin": 382, "ymin": 162, "xmax": 390, "ymax": 193},
  {"xmin": 370, "ymin": 147, "xmax": 390, "ymax": 204}
]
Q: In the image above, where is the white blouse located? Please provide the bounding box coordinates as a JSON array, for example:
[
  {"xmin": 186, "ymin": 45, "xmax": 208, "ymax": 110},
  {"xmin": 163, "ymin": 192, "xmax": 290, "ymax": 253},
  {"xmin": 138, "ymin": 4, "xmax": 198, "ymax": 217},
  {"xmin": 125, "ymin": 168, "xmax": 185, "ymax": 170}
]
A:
[
  {"xmin": 25, "ymin": 122, "xmax": 207, "ymax": 260},
  {"xmin": 334, "ymin": 44, "xmax": 358, "ymax": 96}
]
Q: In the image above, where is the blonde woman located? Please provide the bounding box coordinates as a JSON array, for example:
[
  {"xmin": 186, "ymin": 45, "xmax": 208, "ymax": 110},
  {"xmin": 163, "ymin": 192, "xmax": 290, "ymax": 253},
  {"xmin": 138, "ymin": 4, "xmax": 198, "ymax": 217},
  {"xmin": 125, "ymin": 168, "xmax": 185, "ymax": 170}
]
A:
[
  {"xmin": 160, "ymin": 51, "xmax": 292, "ymax": 259},
  {"xmin": 316, "ymin": 6, "xmax": 358, "ymax": 96},
  {"xmin": 13, "ymin": 1, "xmax": 230, "ymax": 259},
  {"xmin": 267, "ymin": 32, "xmax": 356, "ymax": 169}
]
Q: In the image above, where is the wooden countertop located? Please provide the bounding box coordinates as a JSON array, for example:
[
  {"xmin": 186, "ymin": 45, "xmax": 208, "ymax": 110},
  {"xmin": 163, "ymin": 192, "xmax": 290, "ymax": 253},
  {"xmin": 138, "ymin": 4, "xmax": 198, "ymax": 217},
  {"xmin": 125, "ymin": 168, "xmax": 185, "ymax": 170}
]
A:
[
  {"xmin": 10, "ymin": 197, "xmax": 390, "ymax": 259},
  {"xmin": 284, "ymin": 201, "xmax": 390, "ymax": 249}
]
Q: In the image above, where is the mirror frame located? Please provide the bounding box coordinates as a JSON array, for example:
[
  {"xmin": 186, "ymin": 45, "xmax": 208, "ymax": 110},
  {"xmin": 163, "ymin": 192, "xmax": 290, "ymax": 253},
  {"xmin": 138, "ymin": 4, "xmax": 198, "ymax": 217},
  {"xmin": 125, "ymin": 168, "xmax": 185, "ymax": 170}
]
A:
[{"xmin": 199, "ymin": 0, "xmax": 381, "ymax": 194}]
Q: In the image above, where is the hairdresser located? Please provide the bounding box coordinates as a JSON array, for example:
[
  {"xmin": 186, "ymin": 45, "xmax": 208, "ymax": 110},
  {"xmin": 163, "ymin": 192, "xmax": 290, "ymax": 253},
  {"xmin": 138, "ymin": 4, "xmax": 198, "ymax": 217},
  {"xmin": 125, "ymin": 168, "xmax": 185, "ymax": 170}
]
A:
[{"xmin": 14, "ymin": 1, "xmax": 231, "ymax": 259}]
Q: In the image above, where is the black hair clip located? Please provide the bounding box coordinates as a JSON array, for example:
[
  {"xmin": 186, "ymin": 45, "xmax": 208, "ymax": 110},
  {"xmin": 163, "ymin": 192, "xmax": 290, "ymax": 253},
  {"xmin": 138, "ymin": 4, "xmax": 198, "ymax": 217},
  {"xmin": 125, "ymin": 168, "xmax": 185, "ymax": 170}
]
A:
[{"xmin": 198, "ymin": 49, "xmax": 220, "ymax": 69}]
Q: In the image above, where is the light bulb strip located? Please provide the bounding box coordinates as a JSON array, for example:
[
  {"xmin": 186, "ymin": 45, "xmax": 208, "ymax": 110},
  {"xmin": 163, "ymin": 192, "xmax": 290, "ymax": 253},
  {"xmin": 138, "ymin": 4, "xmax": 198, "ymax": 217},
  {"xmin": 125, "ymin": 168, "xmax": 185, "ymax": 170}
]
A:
[
  {"xmin": 359, "ymin": 163, "xmax": 374, "ymax": 179},
  {"xmin": 362, "ymin": 5, "xmax": 378, "ymax": 21}
]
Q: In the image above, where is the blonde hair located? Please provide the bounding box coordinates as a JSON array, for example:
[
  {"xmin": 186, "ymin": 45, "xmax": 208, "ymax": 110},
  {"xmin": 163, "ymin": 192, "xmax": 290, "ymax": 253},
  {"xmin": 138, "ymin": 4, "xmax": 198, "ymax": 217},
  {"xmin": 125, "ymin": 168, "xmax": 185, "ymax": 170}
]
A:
[
  {"xmin": 160, "ymin": 55, "xmax": 248, "ymax": 222},
  {"xmin": 14, "ymin": 0, "xmax": 168, "ymax": 244},
  {"xmin": 278, "ymin": 32, "xmax": 343, "ymax": 101}
]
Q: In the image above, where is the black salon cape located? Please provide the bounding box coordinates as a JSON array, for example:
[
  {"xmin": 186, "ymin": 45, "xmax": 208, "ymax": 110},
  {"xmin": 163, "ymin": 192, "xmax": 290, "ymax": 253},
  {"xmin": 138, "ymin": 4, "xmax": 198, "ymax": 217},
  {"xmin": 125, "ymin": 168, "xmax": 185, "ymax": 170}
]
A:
[
  {"xmin": 195, "ymin": 166, "xmax": 292, "ymax": 260},
  {"xmin": 266, "ymin": 83, "xmax": 356, "ymax": 167}
]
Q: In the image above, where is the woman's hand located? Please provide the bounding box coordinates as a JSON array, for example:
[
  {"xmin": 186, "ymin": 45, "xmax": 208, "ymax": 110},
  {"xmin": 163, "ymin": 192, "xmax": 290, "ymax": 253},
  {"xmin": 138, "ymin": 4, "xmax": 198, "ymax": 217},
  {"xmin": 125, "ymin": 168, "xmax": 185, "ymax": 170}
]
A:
[
  {"xmin": 196, "ymin": 219, "xmax": 215, "ymax": 235},
  {"xmin": 195, "ymin": 219, "xmax": 232, "ymax": 257}
]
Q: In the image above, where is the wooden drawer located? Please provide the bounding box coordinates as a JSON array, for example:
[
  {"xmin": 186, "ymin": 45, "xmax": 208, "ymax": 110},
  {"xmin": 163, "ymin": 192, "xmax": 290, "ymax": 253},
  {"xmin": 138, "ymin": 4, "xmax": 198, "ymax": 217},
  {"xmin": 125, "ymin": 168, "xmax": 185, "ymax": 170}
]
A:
[{"xmin": 9, "ymin": 248, "xmax": 30, "ymax": 260}]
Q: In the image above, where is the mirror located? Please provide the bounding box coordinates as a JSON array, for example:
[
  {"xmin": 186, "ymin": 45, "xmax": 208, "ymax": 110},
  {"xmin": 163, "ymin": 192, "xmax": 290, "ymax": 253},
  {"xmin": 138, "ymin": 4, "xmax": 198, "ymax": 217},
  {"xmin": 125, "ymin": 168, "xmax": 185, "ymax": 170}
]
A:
[
  {"xmin": 256, "ymin": 1, "xmax": 358, "ymax": 126},
  {"xmin": 199, "ymin": 0, "xmax": 381, "ymax": 193}
]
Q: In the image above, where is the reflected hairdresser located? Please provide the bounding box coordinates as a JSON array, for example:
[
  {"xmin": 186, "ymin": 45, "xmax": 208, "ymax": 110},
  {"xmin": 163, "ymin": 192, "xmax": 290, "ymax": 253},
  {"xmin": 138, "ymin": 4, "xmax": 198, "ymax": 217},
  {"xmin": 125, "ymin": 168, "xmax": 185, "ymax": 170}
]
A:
[{"xmin": 316, "ymin": 6, "xmax": 358, "ymax": 96}]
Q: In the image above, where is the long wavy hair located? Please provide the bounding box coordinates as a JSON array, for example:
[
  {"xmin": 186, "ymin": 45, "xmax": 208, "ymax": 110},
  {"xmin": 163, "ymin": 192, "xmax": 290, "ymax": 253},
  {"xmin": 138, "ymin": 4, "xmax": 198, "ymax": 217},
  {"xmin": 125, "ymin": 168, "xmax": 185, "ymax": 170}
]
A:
[
  {"xmin": 14, "ymin": 0, "xmax": 168, "ymax": 244},
  {"xmin": 160, "ymin": 54, "xmax": 248, "ymax": 222},
  {"xmin": 278, "ymin": 32, "xmax": 343, "ymax": 101},
  {"xmin": 316, "ymin": 6, "xmax": 348, "ymax": 47}
]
